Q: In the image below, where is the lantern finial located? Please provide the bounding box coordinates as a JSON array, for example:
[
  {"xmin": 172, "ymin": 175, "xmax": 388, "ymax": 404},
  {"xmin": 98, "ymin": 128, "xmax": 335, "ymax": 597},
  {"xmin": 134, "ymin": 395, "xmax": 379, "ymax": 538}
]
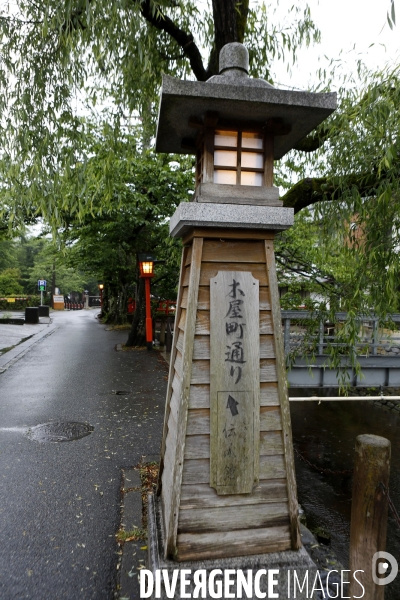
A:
[{"xmin": 219, "ymin": 42, "xmax": 249, "ymax": 75}]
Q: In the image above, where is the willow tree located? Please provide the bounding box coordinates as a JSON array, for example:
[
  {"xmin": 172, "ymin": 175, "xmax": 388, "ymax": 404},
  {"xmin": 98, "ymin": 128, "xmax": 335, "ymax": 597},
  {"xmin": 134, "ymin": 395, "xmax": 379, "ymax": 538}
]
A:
[
  {"xmin": 2, "ymin": 1, "xmax": 400, "ymax": 348},
  {"xmin": 0, "ymin": 1, "xmax": 319, "ymax": 227}
]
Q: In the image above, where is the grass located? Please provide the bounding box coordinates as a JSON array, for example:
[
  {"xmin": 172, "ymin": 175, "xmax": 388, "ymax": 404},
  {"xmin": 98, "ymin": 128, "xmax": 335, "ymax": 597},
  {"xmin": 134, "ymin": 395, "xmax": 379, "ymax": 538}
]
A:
[
  {"xmin": 105, "ymin": 323, "xmax": 132, "ymax": 331},
  {"xmin": 116, "ymin": 527, "xmax": 147, "ymax": 543}
]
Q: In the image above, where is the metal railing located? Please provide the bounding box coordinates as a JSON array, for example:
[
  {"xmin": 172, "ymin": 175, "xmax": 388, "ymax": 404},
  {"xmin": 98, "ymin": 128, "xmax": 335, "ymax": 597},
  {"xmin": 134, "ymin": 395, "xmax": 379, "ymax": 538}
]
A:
[{"xmin": 281, "ymin": 311, "xmax": 400, "ymax": 357}]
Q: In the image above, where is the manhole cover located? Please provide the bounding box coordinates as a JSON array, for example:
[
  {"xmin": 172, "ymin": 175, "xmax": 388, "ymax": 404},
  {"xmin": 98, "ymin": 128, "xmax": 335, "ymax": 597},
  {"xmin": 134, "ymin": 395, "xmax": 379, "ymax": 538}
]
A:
[{"xmin": 26, "ymin": 422, "xmax": 94, "ymax": 443}]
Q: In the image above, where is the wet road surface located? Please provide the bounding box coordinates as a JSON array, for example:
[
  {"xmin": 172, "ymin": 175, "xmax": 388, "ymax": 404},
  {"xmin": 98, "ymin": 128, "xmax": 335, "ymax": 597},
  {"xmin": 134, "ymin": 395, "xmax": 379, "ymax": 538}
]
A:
[{"xmin": 0, "ymin": 311, "xmax": 167, "ymax": 599}]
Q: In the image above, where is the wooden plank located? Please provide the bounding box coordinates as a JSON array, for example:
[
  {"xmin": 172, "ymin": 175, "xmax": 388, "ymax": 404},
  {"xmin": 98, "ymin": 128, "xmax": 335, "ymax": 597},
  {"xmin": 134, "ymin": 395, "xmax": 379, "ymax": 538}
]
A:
[
  {"xmin": 264, "ymin": 134, "xmax": 274, "ymax": 187},
  {"xmin": 265, "ymin": 240, "xmax": 301, "ymax": 550},
  {"xmin": 260, "ymin": 358, "xmax": 277, "ymax": 382},
  {"xmin": 180, "ymin": 288, "xmax": 188, "ymax": 309},
  {"xmin": 197, "ymin": 287, "xmax": 210, "ymax": 310},
  {"xmin": 191, "ymin": 360, "xmax": 210, "ymax": 384},
  {"xmin": 260, "ymin": 311, "xmax": 273, "ymax": 333},
  {"xmin": 260, "ymin": 335, "xmax": 275, "ymax": 358},
  {"xmin": 260, "ymin": 431, "xmax": 284, "ymax": 455},
  {"xmin": 260, "ymin": 383, "xmax": 279, "ymax": 406},
  {"xmin": 171, "ymin": 373, "xmax": 182, "ymax": 398},
  {"xmin": 193, "ymin": 336, "xmax": 210, "ymax": 360},
  {"xmin": 163, "ymin": 237, "xmax": 204, "ymax": 558},
  {"xmin": 202, "ymin": 240, "xmax": 265, "ymax": 263},
  {"xmin": 181, "ymin": 454, "xmax": 285, "ymax": 484},
  {"xmin": 182, "ymin": 227, "xmax": 275, "ymax": 245},
  {"xmin": 180, "ymin": 479, "xmax": 288, "ymax": 509},
  {"xmin": 182, "ymin": 266, "xmax": 191, "ymax": 287},
  {"xmin": 260, "ymin": 406, "xmax": 282, "ymax": 431},
  {"xmin": 186, "ymin": 409, "xmax": 210, "ymax": 435},
  {"xmin": 195, "ymin": 311, "xmax": 210, "ymax": 335},
  {"xmin": 188, "ymin": 383, "xmax": 280, "ymax": 409},
  {"xmin": 161, "ymin": 475, "xmax": 173, "ymax": 534},
  {"xmin": 260, "ymin": 288, "xmax": 271, "ymax": 310},
  {"xmin": 169, "ymin": 389, "xmax": 180, "ymax": 424},
  {"xmin": 162, "ymin": 423, "xmax": 178, "ymax": 525},
  {"xmin": 197, "ymin": 182, "xmax": 280, "ymax": 203},
  {"xmin": 200, "ymin": 263, "xmax": 268, "ymax": 286},
  {"xmin": 259, "ymin": 454, "xmax": 286, "ymax": 479},
  {"xmin": 184, "ymin": 434, "xmax": 210, "ymax": 459},
  {"xmin": 193, "ymin": 286, "xmax": 270, "ymax": 311},
  {"xmin": 189, "ymin": 385, "xmax": 210, "ymax": 409},
  {"xmin": 184, "ymin": 431, "xmax": 284, "ymax": 459},
  {"xmin": 195, "ymin": 311, "xmax": 273, "ymax": 336},
  {"xmin": 185, "ymin": 246, "xmax": 192, "ymax": 266},
  {"xmin": 182, "ymin": 458, "xmax": 210, "ymax": 484},
  {"xmin": 178, "ymin": 502, "xmax": 289, "ymax": 533},
  {"xmin": 163, "ymin": 424, "xmax": 178, "ymax": 474},
  {"xmin": 178, "ymin": 309, "xmax": 186, "ymax": 332},
  {"xmin": 203, "ymin": 128, "xmax": 214, "ymax": 183},
  {"xmin": 166, "ymin": 407, "xmax": 178, "ymax": 446},
  {"xmin": 158, "ymin": 246, "xmax": 189, "ymax": 495},
  {"xmin": 193, "ymin": 335, "xmax": 274, "ymax": 360},
  {"xmin": 174, "ymin": 350, "xmax": 183, "ymax": 378},
  {"xmin": 176, "ymin": 331, "xmax": 184, "ymax": 355},
  {"xmin": 176, "ymin": 526, "xmax": 291, "ymax": 561}
]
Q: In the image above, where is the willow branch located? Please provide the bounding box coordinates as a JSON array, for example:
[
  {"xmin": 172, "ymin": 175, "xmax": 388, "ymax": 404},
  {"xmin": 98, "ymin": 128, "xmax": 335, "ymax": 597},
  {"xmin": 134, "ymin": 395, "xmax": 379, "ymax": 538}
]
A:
[
  {"xmin": 281, "ymin": 171, "xmax": 379, "ymax": 214},
  {"xmin": 138, "ymin": 0, "xmax": 208, "ymax": 81}
]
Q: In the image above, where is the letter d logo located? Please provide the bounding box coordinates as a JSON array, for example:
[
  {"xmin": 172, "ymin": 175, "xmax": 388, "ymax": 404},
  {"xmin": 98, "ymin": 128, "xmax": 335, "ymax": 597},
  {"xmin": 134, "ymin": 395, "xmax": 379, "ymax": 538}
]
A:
[{"xmin": 372, "ymin": 551, "xmax": 398, "ymax": 585}]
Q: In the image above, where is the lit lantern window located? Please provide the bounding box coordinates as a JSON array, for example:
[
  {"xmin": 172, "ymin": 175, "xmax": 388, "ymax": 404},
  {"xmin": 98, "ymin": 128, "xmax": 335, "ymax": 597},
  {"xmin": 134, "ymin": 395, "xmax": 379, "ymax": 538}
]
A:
[
  {"xmin": 213, "ymin": 130, "xmax": 264, "ymax": 186},
  {"xmin": 138, "ymin": 254, "xmax": 155, "ymax": 278}
]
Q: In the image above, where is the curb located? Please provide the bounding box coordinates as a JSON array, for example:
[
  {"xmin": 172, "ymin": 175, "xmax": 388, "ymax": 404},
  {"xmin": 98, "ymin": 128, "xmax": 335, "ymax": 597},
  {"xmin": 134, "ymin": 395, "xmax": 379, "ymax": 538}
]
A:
[{"xmin": 118, "ymin": 455, "xmax": 160, "ymax": 599}]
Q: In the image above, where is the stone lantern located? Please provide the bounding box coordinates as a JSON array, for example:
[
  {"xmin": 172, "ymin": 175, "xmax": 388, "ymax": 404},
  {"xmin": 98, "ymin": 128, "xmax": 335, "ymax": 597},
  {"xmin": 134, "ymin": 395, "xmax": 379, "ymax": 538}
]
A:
[{"xmin": 149, "ymin": 42, "xmax": 336, "ymax": 590}]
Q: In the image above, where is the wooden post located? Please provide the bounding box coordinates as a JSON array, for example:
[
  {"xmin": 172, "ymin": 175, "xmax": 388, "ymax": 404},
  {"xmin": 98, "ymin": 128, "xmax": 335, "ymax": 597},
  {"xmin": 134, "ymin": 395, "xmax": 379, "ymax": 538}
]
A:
[
  {"xmin": 165, "ymin": 317, "xmax": 172, "ymax": 353},
  {"xmin": 318, "ymin": 320, "xmax": 324, "ymax": 356},
  {"xmin": 372, "ymin": 319, "xmax": 378, "ymax": 356},
  {"xmin": 159, "ymin": 318, "xmax": 166, "ymax": 349},
  {"xmin": 349, "ymin": 434, "xmax": 391, "ymax": 599}
]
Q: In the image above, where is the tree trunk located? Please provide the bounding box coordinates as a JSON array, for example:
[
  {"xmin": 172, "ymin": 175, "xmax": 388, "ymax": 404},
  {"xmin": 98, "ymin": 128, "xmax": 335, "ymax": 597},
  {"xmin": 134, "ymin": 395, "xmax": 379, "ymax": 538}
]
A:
[
  {"xmin": 51, "ymin": 259, "xmax": 56, "ymax": 308},
  {"xmin": 207, "ymin": 0, "xmax": 249, "ymax": 76}
]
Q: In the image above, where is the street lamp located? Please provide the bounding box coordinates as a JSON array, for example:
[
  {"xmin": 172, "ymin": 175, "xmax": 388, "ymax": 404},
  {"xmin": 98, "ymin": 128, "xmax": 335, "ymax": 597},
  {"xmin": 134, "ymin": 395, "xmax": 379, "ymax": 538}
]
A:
[
  {"xmin": 98, "ymin": 282, "xmax": 104, "ymax": 311},
  {"xmin": 138, "ymin": 253, "xmax": 155, "ymax": 351}
]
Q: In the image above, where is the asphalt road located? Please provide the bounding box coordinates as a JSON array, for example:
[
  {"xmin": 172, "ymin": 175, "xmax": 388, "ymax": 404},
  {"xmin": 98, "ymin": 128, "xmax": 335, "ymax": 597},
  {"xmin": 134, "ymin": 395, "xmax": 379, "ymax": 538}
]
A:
[{"xmin": 0, "ymin": 310, "xmax": 167, "ymax": 599}]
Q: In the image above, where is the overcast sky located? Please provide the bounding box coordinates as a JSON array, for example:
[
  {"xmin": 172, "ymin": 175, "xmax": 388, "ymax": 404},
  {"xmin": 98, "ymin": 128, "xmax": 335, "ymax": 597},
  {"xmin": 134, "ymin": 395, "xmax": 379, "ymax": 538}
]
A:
[{"xmin": 272, "ymin": 0, "xmax": 400, "ymax": 90}]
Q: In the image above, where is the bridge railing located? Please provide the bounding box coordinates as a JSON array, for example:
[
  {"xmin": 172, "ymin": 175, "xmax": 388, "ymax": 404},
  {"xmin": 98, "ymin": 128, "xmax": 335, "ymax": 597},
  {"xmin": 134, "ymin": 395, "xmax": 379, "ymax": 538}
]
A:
[{"xmin": 281, "ymin": 311, "xmax": 400, "ymax": 358}]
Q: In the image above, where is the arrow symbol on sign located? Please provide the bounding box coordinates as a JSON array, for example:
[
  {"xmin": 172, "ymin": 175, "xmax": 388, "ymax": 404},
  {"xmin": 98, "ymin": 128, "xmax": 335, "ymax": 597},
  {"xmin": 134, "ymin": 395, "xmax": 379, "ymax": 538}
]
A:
[{"xmin": 226, "ymin": 395, "xmax": 239, "ymax": 416}]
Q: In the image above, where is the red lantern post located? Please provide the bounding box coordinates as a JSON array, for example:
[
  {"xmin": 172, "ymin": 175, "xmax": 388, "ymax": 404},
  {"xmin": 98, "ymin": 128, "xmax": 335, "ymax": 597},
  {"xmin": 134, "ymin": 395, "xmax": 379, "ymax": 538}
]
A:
[
  {"xmin": 138, "ymin": 254, "xmax": 155, "ymax": 351},
  {"xmin": 98, "ymin": 282, "xmax": 104, "ymax": 312}
]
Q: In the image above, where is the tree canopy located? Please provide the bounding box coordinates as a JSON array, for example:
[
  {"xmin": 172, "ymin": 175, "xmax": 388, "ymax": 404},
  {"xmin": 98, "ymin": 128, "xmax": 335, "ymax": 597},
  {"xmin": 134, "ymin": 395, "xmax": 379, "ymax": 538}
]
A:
[
  {"xmin": 1, "ymin": 0, "xmax": 400, "ymax": 351},
  {"xmin": 0, "ymin": 0, "xmax": 319, "ymax": 228}
]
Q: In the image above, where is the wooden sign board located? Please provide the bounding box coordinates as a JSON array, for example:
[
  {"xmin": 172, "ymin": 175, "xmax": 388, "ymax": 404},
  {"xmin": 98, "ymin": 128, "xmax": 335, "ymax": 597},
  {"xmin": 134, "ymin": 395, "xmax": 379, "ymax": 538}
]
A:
[
  {"xmin": 53, "ymin": 295, "xmax": 64, "ymax": 310},
  {"xmin": 210, "ymin": 271, "xmax": 260, "ymax": 495}
]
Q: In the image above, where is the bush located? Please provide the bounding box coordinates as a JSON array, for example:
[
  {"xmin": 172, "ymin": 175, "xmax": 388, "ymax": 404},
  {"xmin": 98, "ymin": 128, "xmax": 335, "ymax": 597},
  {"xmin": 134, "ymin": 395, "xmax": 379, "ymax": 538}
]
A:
[{"xmin": 0, "ymin": 295, "xmax": 43, "ymax": 311}]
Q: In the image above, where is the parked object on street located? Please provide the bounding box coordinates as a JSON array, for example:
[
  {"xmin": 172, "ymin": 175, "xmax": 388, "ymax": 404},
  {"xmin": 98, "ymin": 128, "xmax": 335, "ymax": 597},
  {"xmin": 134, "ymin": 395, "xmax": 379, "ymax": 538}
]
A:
[
  {"xmin": 38, "ymin": 305, "xmax": 50, "ymax": 317},
  {"xmin": 53, "ymin": 295, "xmax": 64, "ymax": 310},
  {"xmin": 25, "ymin": 307, "xmax": 39, "ymax": 324}
]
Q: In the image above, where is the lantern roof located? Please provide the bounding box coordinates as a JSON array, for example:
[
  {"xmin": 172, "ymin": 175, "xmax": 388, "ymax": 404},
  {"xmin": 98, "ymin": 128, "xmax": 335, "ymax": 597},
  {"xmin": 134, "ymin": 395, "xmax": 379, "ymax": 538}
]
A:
[{"xmin": 155, "ymin": 43, "xmax": 336, "ymax": 160}]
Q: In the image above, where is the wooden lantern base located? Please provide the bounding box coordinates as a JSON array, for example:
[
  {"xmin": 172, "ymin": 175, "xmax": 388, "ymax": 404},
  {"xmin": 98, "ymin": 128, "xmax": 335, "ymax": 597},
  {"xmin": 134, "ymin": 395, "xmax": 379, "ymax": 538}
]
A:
[{"xmin": 157, "ymin": 227, "xmax": 300, "ymax": 561}]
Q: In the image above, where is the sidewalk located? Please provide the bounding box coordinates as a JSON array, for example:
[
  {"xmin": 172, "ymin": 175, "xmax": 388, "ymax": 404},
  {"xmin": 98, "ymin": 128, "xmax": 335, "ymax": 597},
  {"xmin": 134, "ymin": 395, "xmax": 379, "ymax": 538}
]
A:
[{"xmin": 0, "ymin": 311, "xmax": 57, "ymax": 373}]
